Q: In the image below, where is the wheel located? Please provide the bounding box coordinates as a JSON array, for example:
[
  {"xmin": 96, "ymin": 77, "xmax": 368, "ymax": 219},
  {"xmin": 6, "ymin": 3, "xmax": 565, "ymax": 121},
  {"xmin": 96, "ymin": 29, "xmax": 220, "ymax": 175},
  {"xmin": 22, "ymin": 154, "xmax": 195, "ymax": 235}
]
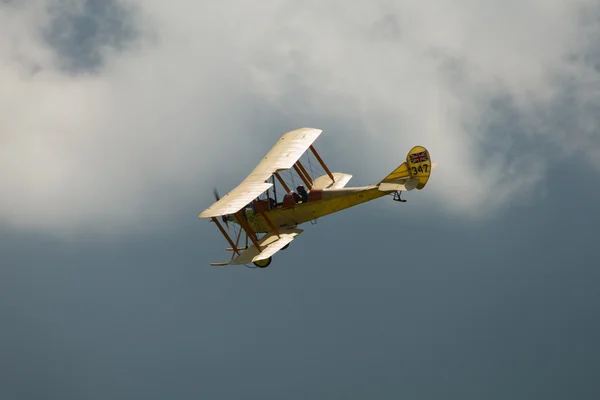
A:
[
  {"xmin": 281, "ymin": 243, "xmax": 290, "ymax": 250},
  {"xmin": 253, "ymin": 257, "xmax": 272, "ymax": 268}
]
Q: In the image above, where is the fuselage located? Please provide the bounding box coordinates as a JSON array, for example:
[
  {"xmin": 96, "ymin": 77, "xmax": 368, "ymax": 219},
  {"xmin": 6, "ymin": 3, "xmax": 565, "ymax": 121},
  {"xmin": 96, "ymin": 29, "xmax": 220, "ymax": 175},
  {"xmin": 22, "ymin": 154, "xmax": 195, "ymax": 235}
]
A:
[{"xmin": 234, "ymin": 185, "xmax": 390, "ymax": 233}]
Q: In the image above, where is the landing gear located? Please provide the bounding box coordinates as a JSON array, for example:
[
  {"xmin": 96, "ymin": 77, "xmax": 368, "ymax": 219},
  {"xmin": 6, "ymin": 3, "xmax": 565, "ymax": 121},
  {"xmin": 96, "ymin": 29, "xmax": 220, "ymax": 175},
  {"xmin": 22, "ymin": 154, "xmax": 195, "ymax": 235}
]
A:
[
  {"xmin": 392, "ymin": 191, "xmax": 407, "ymax": 203},
  {"xmin": 253, "ymin": 257, "xmax": 272, "ymax": 268}
]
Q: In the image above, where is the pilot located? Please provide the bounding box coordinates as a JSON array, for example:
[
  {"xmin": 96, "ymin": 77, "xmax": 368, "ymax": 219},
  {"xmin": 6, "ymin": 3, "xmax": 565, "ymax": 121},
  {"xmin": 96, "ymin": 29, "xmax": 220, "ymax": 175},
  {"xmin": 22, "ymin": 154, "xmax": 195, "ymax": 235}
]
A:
[
  {"xmin": 296, "ymin": 185, "xmax": 308, "ymax": 203},
  {"xmin": 282, "ymin": 191, "xmax": 299, "ymax": 207}
]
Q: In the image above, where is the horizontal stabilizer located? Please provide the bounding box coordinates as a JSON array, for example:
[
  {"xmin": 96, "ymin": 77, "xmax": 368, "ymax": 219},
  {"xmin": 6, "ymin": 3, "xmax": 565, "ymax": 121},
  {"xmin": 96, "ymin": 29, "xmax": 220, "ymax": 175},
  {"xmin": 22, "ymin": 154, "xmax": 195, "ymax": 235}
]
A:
[
  {"xmin": 312, "ymin": 172, "xmax": 352, "ymax": 190},
  {"xmin": 379, "ymin": 161, "xmax": 414, "ymax": 192},
  {"xmin": 378, "ymin": 178, "xmax": 419, "ymax": 192}
]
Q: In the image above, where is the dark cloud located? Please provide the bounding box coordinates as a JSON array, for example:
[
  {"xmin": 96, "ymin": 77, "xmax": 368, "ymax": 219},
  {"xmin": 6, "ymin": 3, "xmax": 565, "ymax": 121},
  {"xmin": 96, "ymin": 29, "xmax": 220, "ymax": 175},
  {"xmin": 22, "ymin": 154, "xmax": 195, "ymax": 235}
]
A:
[
  {"xmin": 43, "ymin": 0, "xmax": 138, "ymax": 74},
  {"xmin": 1, "ymin": 164, "xmax": 600, "ymax": 399},
  {"xmin": 535, "ymin": 7, "xmax": 600, "ymax": 165},
  {"xmin": 3, "ymin": 3, "xmax": 600, "ymax": 396}
]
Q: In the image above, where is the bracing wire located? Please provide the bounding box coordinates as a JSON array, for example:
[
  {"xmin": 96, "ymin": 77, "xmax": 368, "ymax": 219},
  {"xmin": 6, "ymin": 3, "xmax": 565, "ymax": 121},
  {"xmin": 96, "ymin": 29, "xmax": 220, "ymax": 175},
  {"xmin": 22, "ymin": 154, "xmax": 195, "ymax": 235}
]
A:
[
  {"xmin": 305, "ymin": 151, "xmax": 325, "ymax": 180},
  {"xmin": 306, "ymin": 153, "xmax": 314, "ymax": 179},
  {"xmin": 288, "ymin": 169, "xmax": 296, "ymax": 190}
]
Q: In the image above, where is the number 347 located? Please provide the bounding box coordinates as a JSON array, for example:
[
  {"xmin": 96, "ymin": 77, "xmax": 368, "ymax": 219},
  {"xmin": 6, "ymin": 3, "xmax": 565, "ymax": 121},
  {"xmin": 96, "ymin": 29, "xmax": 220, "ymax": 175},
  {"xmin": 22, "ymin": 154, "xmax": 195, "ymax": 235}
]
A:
[{"xmin": 412, "ymin": 164, "xmax": 428, "ymax": 175}]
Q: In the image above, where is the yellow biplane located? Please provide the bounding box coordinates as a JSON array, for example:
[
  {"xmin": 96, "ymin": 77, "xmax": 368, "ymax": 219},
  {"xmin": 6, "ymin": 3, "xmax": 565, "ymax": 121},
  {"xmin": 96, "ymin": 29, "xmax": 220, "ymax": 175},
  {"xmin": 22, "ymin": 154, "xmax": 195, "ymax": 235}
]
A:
[{"xmin": 199, "ymin": 128, "xmax": 437, "ymax": 268}]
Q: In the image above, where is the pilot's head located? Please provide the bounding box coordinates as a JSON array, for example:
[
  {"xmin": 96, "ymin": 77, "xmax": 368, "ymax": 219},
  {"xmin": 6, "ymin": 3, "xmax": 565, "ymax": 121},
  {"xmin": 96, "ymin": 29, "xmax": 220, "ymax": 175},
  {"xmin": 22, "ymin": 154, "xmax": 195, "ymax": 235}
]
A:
[{"xmin": 296, "ymin": 185, "xmax": 306, "ymax": 193}]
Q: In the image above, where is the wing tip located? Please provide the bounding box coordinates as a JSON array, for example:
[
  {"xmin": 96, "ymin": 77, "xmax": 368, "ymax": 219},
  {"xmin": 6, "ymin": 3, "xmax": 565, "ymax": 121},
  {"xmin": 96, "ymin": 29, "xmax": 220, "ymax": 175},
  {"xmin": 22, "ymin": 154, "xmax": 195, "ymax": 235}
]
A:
[
  {"xmin": 198, "ymin": 209, "xmax": 215, "ymax": 219},
  {"xmin": 283, "ymin": 127, "xmax": 323, "ymax": 138}
]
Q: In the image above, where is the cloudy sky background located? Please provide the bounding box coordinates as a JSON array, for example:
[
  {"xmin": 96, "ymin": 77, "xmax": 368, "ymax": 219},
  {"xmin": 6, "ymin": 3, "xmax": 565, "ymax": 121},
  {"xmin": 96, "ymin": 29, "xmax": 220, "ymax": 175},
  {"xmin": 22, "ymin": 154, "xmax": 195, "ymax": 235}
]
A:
[{"xmin": 1, "ymin": 0, "xmax": 599, "ymax": 398}]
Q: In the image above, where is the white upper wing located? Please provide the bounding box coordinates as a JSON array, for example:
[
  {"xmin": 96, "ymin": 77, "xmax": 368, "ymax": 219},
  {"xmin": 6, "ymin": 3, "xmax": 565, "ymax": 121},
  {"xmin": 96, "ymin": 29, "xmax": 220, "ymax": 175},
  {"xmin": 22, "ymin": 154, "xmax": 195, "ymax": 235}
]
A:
[{"xmin": 198, "ymin": 128, "xmax": 322, "ymax": 218}]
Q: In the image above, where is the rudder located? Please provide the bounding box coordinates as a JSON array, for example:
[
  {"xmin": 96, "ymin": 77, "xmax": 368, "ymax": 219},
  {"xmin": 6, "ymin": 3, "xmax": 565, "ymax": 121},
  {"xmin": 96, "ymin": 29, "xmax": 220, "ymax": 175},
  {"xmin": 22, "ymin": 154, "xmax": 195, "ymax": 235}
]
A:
[
  {"xmin": 406, "ymin": 145, "xmax": 432, "ymax": 190},
  {"xmin": 379, "ymin": 145, "xmax": 433, "ymax": 191}
]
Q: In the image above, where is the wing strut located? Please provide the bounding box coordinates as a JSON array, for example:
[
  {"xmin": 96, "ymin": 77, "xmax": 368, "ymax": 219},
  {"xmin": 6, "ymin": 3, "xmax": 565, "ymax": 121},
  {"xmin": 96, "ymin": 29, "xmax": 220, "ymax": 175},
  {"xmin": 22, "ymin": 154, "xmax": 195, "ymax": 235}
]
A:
[
  {"xmin": 260, "ymin": 212, "xmax": 280, "ymax": 237},
  {"xmin": 274, "ymin": 172, "xmax": 291, "ymax": 193},
  {"xmin": 309, "ymin": 145, "xmax": 335, "ymax": 182},
  {"xmin": 293, "ymin": 163, "xmax": 313, "ymax": 190},
  {"xmin": 271, "ymin": 175, "xmax": 278, "ymax": 204},
  {"xmin": 235, "ymin": 211, "xmax": 262, "ymax": 251},
  {"xmin": 211, "ymin": 217, "xmax": 240, "ymax": 255},
  {"xmin": 295, "ymin": 161, "xmax": 313, "ymax": 186}
]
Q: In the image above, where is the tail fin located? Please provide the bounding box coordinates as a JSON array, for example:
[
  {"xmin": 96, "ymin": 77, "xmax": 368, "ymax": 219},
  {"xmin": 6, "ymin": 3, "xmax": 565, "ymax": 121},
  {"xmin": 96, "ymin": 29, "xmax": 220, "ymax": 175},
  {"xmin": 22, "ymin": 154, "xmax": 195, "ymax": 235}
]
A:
[{"xmin": 379, "ymin": 146, "xmax": 434, "ymax": 191}]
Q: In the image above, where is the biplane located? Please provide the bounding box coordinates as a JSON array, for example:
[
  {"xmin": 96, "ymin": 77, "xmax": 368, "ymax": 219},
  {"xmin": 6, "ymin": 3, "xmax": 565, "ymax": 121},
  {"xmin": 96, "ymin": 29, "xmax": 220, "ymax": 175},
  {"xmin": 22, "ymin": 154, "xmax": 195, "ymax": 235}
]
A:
[{"xmin": 199, "ymin": 128, "xmax": 437, "ymax": 268}]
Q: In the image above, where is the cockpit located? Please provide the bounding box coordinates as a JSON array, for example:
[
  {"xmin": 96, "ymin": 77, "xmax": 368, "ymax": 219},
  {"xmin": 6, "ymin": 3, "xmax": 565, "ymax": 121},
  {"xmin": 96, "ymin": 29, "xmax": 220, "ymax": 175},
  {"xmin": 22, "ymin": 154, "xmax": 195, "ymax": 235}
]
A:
[{"xmin": 245, "ymin": 185, "xmax": 312, "ymax": 217}]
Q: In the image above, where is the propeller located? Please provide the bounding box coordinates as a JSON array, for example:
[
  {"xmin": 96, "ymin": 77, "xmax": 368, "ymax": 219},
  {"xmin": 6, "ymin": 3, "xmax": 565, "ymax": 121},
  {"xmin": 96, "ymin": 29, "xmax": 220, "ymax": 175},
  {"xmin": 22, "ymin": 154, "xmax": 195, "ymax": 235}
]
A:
[{"xmin": 213, "ymin": 188, "xmax": 229, "ymax": 227}]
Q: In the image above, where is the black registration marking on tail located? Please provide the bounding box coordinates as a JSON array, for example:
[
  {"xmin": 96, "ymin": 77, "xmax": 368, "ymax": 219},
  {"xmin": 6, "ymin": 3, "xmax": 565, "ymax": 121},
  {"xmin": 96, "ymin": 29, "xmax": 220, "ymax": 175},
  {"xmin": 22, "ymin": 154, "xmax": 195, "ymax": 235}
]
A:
[{"xmin": 411, "ymin": 164, "xmax": 428, "ymax": 175}]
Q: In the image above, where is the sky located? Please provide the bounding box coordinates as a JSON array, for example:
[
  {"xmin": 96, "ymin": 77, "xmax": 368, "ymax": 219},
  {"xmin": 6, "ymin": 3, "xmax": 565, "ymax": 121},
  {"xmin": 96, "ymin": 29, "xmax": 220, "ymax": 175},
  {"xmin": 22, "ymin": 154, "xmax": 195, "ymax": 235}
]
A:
[{"xmin": 1, "ymin": 0, "xmax": 599, "ymax": 398}]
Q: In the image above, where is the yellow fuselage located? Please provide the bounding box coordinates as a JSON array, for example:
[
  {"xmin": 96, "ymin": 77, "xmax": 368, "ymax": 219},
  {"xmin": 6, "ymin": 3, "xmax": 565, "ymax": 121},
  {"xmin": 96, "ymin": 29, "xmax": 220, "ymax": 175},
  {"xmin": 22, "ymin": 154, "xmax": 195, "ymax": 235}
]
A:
[{"xmin": 236, "ymin": 186, "xmax": 389, "ymax": 233}]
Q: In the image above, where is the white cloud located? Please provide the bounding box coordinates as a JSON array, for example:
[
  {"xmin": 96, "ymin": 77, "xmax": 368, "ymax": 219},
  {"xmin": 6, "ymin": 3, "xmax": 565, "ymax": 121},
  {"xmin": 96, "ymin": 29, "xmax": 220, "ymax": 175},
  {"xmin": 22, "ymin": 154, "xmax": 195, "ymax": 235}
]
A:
[{"xmin": 1, "ymin": 0, "xmax": 599, "ymax": 235}]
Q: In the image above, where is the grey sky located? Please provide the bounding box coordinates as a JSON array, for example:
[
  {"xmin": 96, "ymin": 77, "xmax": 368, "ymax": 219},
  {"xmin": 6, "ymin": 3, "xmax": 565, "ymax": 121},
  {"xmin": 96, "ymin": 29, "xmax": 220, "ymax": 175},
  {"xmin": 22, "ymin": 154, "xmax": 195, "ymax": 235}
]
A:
[{"xmin": 1, "ymin": 0, "xmax": 600, "ymax": 399}]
